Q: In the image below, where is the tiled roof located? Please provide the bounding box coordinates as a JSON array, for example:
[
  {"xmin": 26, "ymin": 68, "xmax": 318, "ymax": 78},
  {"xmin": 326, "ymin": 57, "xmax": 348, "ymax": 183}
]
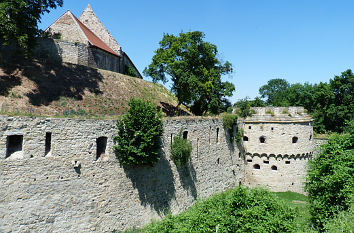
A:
[{"xmin": 72, "ymin": 14, "xmax": 120, "ymax": 57}]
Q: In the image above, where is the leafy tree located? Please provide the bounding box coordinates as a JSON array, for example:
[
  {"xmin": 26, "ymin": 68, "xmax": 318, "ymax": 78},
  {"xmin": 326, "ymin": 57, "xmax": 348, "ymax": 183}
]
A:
[
  {"xmin": 305, "ymin": 130, "xmax": 354, "ymax": 230},
  {"xmin": 114, "ymin": 98, "xmax": 163, "ymax": 166},
  {"xmin": 0, "ymin": 0, "xmax": 63, "ymax": 55},
  {"xmin": 234, "ymin": 97, "xmax": 253, "ymax": 117},
  {"xmin": 143, "ymin": 31, "xmax": 234, "ymax": 115},
  {"xmin": 259, "ymin": 78, "xmax": 290, "ymax": 106}
]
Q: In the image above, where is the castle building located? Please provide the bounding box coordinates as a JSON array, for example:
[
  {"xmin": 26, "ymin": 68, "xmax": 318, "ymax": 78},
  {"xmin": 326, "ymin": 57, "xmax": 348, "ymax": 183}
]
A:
[{"xmin": 36, "ymin": 5, "xmax": 142, "ymax": 78}]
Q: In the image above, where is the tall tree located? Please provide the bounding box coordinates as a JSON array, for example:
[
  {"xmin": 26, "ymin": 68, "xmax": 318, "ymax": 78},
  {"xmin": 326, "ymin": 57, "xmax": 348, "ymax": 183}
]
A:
[
  {"xmin": 259, "ymin": 78, "xmax": 290, "ymax": 106},
  {"xmin": 143, "ymin": 31, "xmax": 234, "ymax": 115},
  {"xmin": 0, "ymin": 0, "xmax": 63, "ymax": 55}
]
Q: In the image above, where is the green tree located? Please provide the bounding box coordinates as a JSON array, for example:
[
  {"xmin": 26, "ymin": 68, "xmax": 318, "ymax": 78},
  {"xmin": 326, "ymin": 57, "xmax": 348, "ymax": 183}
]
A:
[
  {"xmin": 114, "ymin": 98, "xmax": 163, "ymax": 166},
  {"xmin": 143, "ymin": 31, "xmax": 234, "ymax": 115},
  {"xmin": 259, "ymin": 78, "xmax": 290, "ymax": 106},
  {"xmin": 305, "ymin": 130, "xmax": 354, "ymax": 230},
  {"xmin": 0, "ymin": 0, "xmax": 63, "ymax": 55}
]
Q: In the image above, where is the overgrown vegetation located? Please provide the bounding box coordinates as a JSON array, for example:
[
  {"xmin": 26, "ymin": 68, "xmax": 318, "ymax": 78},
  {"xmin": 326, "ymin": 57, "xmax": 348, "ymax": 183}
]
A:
[
  {"xmin": 222, "ymin": 113, "xmax": 238, "ymax": 142},
  {"xmin": 0, "ymin": 0, "xmax": 63, "ymax": 55},
  {"xmin": 141, "ymin": 187, "xmax": 297, "ymax": 233},
  {"xmin": 114, "ymin": 98, "xmax": 163, "ymax": 166},
  {"xmin": 170, "ymin": 132, "xmax": 192, "ymax": 167},
  {"xmin": 234, "ymin": 97, "xmax": 254, "ymax": 117},
  {"xmin": 257, "ymin": 69, "xmax": 354, "ymax": 133},
  {"xmin": 124, "ymin": 65, "xmax": 139, "ymax": 78},
  {"xmin": 305, "ymin": 123, "xmax": 354, "ymax": 231}
]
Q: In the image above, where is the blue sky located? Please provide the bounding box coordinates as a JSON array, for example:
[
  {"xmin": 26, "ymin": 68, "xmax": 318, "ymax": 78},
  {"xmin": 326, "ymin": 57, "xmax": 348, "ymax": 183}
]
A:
[{"xmin": 39, "ymin": 0, "xmax": 354, "ymax": 104}]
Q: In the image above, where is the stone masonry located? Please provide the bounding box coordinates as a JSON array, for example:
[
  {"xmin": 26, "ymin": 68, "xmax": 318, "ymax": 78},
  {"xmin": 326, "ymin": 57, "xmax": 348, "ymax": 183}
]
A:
[{"xmin": 0, "ymin": 116, "xmax": 242, "ymax": 232}]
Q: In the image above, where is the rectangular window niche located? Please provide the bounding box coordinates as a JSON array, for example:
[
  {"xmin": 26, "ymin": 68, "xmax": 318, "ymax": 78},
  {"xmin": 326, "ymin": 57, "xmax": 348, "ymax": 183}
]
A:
[{"xmin": 6, "ymin": 135, "xmax": 24, "ymax": 159}]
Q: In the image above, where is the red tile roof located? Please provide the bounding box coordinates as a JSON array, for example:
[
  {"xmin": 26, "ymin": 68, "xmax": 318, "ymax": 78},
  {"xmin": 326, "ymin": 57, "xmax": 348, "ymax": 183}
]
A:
[{"xmin": 72, "ymin": 14, "xmax": 120, "ymax": 57}]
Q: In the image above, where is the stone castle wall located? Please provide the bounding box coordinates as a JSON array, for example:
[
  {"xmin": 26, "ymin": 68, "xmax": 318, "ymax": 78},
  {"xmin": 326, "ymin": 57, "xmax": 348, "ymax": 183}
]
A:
[{"xmin": 0, "ymin": 116, "xmax": 242, "ymax": 232}]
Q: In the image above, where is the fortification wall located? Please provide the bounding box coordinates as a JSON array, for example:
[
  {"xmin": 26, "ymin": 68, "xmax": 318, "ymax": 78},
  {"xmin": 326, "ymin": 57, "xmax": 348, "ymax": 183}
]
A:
[
  {"xmin": 242, "ymin": 107, "xmax": 314, "ymax": 193},
  {"xmin": 0, "ymin": 116, "xmax": 242, "ymax": 232}
]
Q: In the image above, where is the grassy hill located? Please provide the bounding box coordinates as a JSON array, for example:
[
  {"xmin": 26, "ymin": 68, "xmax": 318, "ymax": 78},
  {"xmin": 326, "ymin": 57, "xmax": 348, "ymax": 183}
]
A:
[{"xmin": 0, "ymin": 59, "xmax": 189, "ymax": 118}]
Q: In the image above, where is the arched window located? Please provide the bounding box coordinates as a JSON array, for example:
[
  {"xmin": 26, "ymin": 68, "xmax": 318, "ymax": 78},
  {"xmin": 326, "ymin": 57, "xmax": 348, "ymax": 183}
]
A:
[
  {"xmin": 253, "ymin": 164, "xmax": 260, "ymax": 169},
  {"xmin": 183, "ymin": 131, "xmax": 188, "ymax": 139},
  {"xmin": 271, "ymin": 165, "xmax": 278, "ymax": 171},
  {"xmin": 243, "ymin": 136, "xmax": 249, "ymax": 141},
  {"xmin": 259, "ymin": 136, "xmax": 266, "ymax": 143},
  {"xmin": 292, "ymin": 136, "xmax": 298, "ymax": 143}
]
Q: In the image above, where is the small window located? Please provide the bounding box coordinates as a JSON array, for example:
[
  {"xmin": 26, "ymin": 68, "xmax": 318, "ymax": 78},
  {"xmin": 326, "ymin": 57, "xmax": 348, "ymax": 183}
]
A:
[
  {"xmin": 6, "ymin": 135, "xmax": 23, "ymax": 158},
  {"xmin": 247, "ymin": 159, "xmax": 252, "ymax": 163},
  {"xmin": 183, "ymin": 131, "xmax": 188, "ymax": 139},
  {"xmin": 243, "ymin": 136, "xmax": 249, "ymax": 141},
  {"xmin": 216, "ymin": 128, "xmax": 220, "ymax": 143},
  {"xmin": 271, "ymin": 165, "xmax": 278, "ymax": 170},
  {"xmin": 263, "ymin": 160, "xmax": 269, "ymax": 164},
  {"xmin": 271, "ymin": 127, "xmax": 274, "ymax": 130},
  {"xmin": 285, "ymin": 161, "xmax": 290, "ymax": 164},
  {"xmin": 96, "ymin": 137, "xmax": 107, "ymax": 160},
  {"xmin": 309, "ymin": 134, "xmax": 312, "ymax": 140},
  {"xmin": 45, "ymin": 132, "xmax": 52, "ymax": 156},
  {"xmin": 292, "ymin": 136, "xmax": 298, "ymax": 143},
  {"xmin": 259, "ymin": 136, "xmax": 266, "ymax": 143},
  {"xmin": 248, "ymin": 126, "xmax": 251, "ymax": 129},
  {"xmin": 171, "ymin": 134, "xmax": 173, "ymax": 144},
  {"xmin": 253, "ymin": 164, "xmax": 260, "ymax": 169},
  {"xmin": 197, "ymin": 137, "xmax": 200, "ymax": 157}
]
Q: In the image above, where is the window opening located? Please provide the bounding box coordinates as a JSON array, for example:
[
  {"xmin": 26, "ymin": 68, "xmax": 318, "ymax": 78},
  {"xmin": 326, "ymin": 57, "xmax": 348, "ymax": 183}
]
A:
[
  {"xmin": 197, "ymin": 137, "xmax": 200, "ymax": 157},
  {"xmin": 6, "ymin": 135, "xmax": 23, "ymax": 159},
  {"xmin": 285, "ymin": 161, "xmax": 290, "ymax": 164},
  {"xmin": 96, "ymin": 137, "xmax": 107, "ymax": 160},
  {"xmin": 216, "ymin": 128, "xmax": 220, "ymax": 144},
  {"xmin": 247, "ymin": 159, "xmax": 252, "ymax": 162},
  {"xmin": 171, "ymin": 134, "xmax": 173, "ymax": 144},
  {"xmin": 292, "ymin": 136, "xmax": 298, "ymax": 143},
  {"xmin": 263, "ymin": 160, "xmax": 269, "ymax": 164},
  {"xmin": 183, "ymin": 131, "xmax": 188, "ymax": 139},
  {"xmin": 271, "ymin": 165, "xmax": 278, "ymax": 170},
  {"xmin": 271, "ymin": 127, "xmax": 274, "ymax": 130},
  {"xmin": 209, "ymin": 126, "xmax": 211, "ymax": 146},
  {"xmin": 45, "ymin": 132, "xmax": 52, "ymax": 156},
  {"xmin": 243, "ymin": 136, "xmax": 249, "ymax": 141},
  {"xmin": 309, "ymin": 134, "xmax": 312, "ymax": 140},
  {"xmin": 253, "ymin": 164, "xmax": 260, "ymax": 169},
  {"xmin": 248, "ymin": 126, "xmax": 251, "ymax": 129},
  {"xmin": 259, "ymin": 136, "xmax": 266, "ymax": 143}
]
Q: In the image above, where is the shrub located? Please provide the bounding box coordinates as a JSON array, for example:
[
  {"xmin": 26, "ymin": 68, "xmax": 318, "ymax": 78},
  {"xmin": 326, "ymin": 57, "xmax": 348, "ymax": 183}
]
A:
[
  {"xmin": 305, "ymin": 132, "xmax": 354, "ymax": 230},
  {"xmin": 323, "ymin": 201, "xmax": 354, "ymax": 233},
  {"xmin": 222, "ymin": 113, "xmax": 238, "ymax": 142},
  {"xmin": 124, "ymin": 65, "xmax": 139, "ymax": 78},
  {"xmin": 171, "ymin": 133, "xmax": 192, "ymax": 167},
  {"xmin": 144, "ymin": 187, "xmax": 297, "ymax": 233},
  {"xmin": 234, "ymin": 98, "xmax": 252, "ymax": 117},
  {"xmin": 114, "ymin": 98, "xmax": 163, "ymax": 166}
]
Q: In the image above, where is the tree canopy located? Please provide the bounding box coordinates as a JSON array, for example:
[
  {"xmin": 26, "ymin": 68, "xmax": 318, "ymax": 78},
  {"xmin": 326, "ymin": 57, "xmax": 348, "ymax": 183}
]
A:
[
  {"xmin": 0, "ymin": 0, "xmax": 63, "ymax": 55},
  {"xmin": 257, "ymin": 70, "xmax": 353, "ymax": 133},
  {"xmin": 143, "ymin": 31, "xmax": 234, "ymax": 115}
]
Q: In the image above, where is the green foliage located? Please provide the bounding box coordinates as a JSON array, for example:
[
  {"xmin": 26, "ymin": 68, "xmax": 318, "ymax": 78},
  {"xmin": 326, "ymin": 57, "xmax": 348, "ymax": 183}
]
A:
[
  {"xmin": 259, "ymin": 78, "xmax": 290, "ymax": 106},
  {"xmin": 124, "ymin": 65, "xmax": 139, "ymax": 78},
  {"xmin": 143, "ymin": 31, "xmax": 234, "ymax": 115},
  {"xmin": 170, "ymin": 133, "xmax": 192, "ymax": 167},
  {"xmin": 234, "ymin": 97, "xmax": 253, "ymax": 117},
  {"xmin": 222, "ymin": 113, "xmax": 238, "ymax": 142},
  {"xmin": 258, "ymin": 70, "xmax": 354, "ymax": 133},
  {"xmin": 0, "ymin": 0, "xmax": 63, "ymax": 55},
  {"xmin": 143, "ymin": 186, "xmax": 297, "ymax": 233},
  {"xmin": 305, "ymin": 132, "xmax": 354, "ymax": 230},
  {"xmin": 323, "ymin": 201, "xmax": 354, "ymax": 233},
  {"xmin": 266, "ymin": 109, "xmax": 275, "ymax": 116},
  {"xmin": 114, "ymin": 98, "xmax": 163, "ymax": 166}
]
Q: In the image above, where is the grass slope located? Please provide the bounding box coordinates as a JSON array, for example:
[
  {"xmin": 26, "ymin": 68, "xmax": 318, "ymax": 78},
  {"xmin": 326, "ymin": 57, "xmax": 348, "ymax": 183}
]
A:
[{"xmin": 0, "ymin": 60, "xmax": 188, "ymax": 118}]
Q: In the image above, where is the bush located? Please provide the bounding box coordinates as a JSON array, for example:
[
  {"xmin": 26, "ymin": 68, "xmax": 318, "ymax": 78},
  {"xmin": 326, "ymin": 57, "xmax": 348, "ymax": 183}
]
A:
[
  {"xmin": 170, "ymin": 133, "xmax": 192, "ymax": 167},
  {"xmin": 323, "ymin": 201, "xmax": 354, "ymax": 233},
  {"xmin": 114, "ymin": 98, "xmax": 163, "ymax": 166},
  {"xmin": 144, "ymin": 187, "xmax": 297, "ymax": 233},
  {"xmin": 305, "ymin": 132, "xmax": 354, "ymax": 230},
  {"xmin": 124, "ymin": 65, "xmax": 139, "ymax": 78},
  {"xmin": 222, "ymin": 113, "xmax": 238, "ymax": 142}
]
